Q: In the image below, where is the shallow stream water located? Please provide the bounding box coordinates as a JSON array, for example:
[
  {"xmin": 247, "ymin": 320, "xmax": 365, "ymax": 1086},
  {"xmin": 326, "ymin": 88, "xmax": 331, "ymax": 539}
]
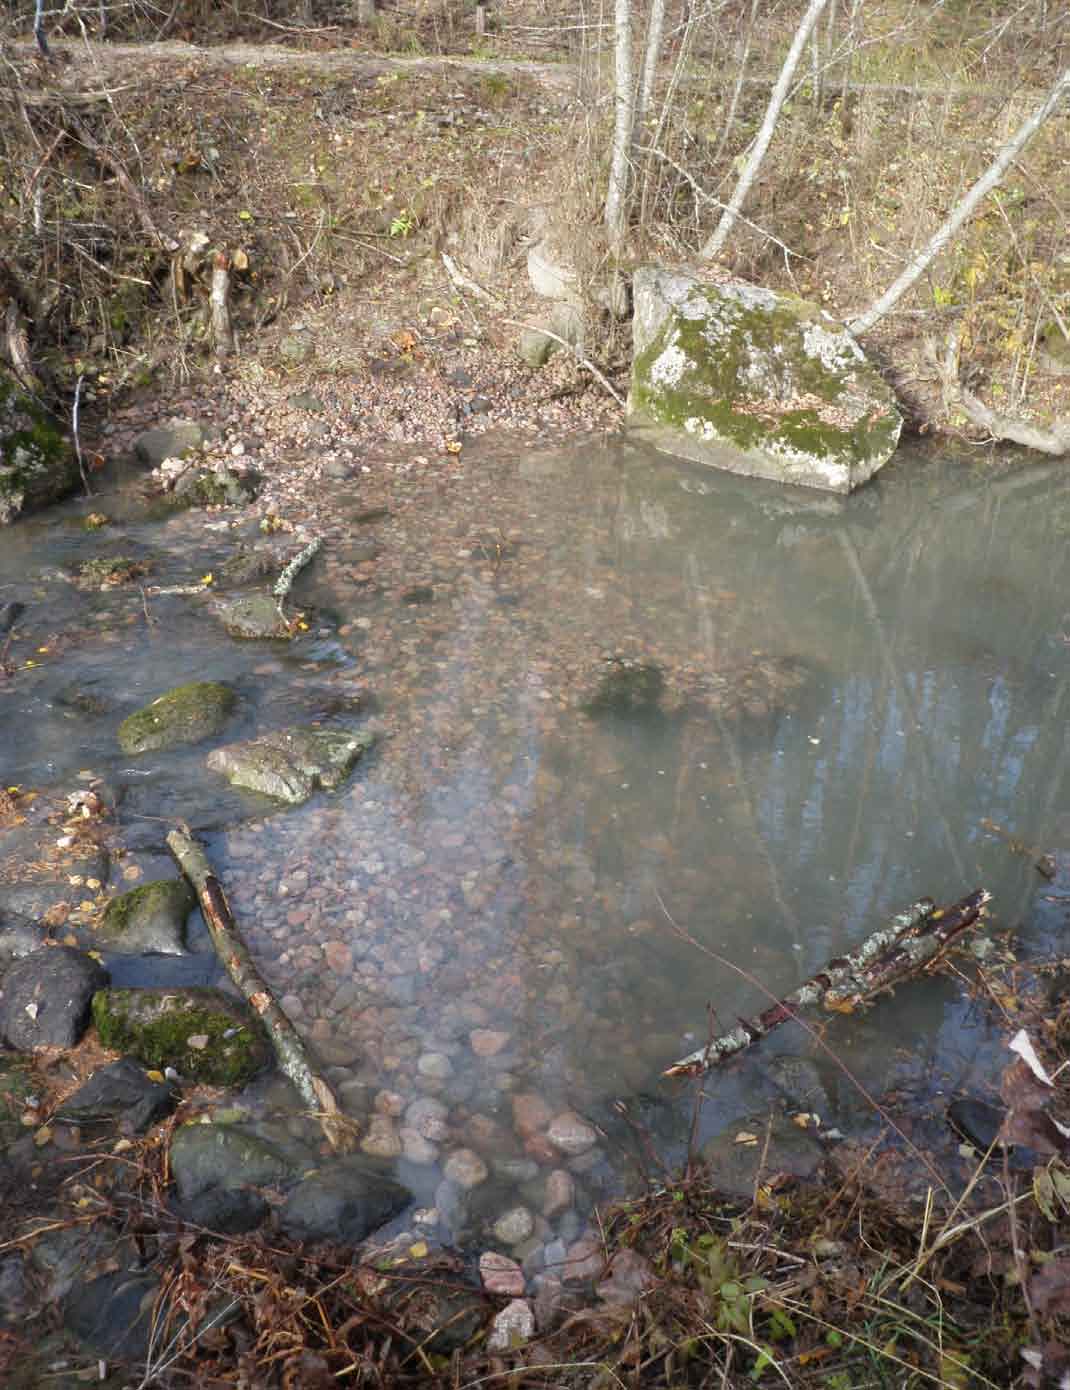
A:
[{"xmin": 3, "ymin": 432, "xmax": 1070, "ymax": 1247}]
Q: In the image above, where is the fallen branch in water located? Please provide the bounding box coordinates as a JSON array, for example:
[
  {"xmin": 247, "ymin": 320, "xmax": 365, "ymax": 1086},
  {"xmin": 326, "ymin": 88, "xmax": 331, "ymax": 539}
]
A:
[
  {"xmin": 665, "ymin": 888, "xmax": 991, "ymax": 1077},
  {"xmin": 167, "ymin": 826, "xmax": 356, "ymax": 1152},
  {"xmin": 274, "ymin": 537, "xmax": 322, "ymax": 614}
]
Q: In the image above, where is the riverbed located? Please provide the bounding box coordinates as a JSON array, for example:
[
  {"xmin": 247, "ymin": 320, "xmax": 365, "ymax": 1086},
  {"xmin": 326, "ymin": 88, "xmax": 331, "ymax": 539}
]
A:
[{"xmin": 2, "ymin": 430, "xmax": 1068, "ymax": 1251}]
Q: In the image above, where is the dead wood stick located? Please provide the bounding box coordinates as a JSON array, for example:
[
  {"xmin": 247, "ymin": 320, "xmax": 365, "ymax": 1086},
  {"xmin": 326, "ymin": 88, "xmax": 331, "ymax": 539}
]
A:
[
  {"xmin": 167, "ymin": 826, "xmax": 356, "ymax": 1152},
  {"xmin": 665, "ymin": 889, "xmax": 990, "ymax": 1077}
]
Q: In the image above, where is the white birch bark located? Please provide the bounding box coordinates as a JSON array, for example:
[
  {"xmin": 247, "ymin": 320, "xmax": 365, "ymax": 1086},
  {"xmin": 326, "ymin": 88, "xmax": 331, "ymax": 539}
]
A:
[
  {"xmin": 632, "ymin": 0, "xmax": 667, "ymax": 149},
  {"xmin": 848, "ymin": 66, "xmax": 1070, "ymax": 336},
  {"xmin": 700, "ymin": 0, "xmax": 831, "ymax": 260},
  {"xmin": 605, "ymin": 0, "xmax": 636, "ymax": 250}
]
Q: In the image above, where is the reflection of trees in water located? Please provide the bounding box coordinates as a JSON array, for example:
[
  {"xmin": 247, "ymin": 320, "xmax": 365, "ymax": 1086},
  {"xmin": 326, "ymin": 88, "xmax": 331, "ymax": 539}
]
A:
[{"xmin": 747, "ymin": 458, "xmax": 1070, "ymax": 972}]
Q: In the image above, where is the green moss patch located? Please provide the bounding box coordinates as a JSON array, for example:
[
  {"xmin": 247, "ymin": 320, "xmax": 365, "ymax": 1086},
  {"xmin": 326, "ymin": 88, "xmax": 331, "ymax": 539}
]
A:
[
  {"xmin": 0, "ymin": 376, "xmax": 79, "ymax": 525},
  {"xmin": 97, "ymin": 879, "xmax": 195, "ymax": 955},
  {"xmin": 117, "ymin": 681, "xmax": 237, "ymax": 755},
  {"xmin": 92, "ymin": 988, "xmax": 269, "ymax": 1087}
]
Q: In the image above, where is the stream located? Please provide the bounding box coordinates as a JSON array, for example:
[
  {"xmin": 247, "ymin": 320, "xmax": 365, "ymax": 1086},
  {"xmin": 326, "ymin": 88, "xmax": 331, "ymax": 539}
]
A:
[{"xmin": 3, "ymin": 430, "xmax": 1070, "ymax": 1253}]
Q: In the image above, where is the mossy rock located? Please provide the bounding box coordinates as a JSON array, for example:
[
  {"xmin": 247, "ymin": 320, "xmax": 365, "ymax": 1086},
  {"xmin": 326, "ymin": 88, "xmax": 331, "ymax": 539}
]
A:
[
  {"xmin": 212, "ymin": 591, "xmax": 293, "ymax": 640},
  {"xmin": 117, "ymin": 681, "xmax": 236, "ymax": 754},
  {"xmin": 206, "ymin": 727, "xmax": 374, "ymax": 804},
  {"xmin": 171, "ymin": 466, "xmax": 261, "ymax": 508},
  {"xmin": 0, "ymin": 375, "xmax": 79, "ymax": 525},
  {"xmin": 170, "ymin": 1120, "xmax": 303, "ymax": 1201},
  {"xmin": 91, "ymin": 988, "xmax": 269, "ymax": 1086},
  {"xmin": 75, "ymin": 554, "xmax": 152, "ymax": 589},
  {"xmin": 97, "ymin": 879, "xmax": 195, "ymax": 955},
  {"xmin": 628, "ymin": 267, "xmax": 902, "ymax": 494},
  {"xmin": 582, "ymin": 658, "xmax": 665, "ymax": 718}
]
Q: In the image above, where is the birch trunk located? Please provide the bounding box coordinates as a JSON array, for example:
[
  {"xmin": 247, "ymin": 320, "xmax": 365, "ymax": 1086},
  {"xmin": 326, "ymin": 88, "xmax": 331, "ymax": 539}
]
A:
[
  {"xmin": 632, "ymin": 0, "xmax": 667, "ymax": 150},
  {"xmin": 848, "ymin": 66, "xmax": 1070, "ymax": 337},
  {"xmin": 605, "ymin": 0, "xmax": 636, "ymax": 251},
  {"xmin": 700, "ymin": 0, "xmax": 831, "ymax": 260}
]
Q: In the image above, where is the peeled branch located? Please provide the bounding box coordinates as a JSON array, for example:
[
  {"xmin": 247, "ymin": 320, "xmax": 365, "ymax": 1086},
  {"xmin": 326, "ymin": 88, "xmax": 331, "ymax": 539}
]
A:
[
  {"xmin": 167, "ymin": 826, "xmax": 356, "ymax": 1152},
  {"xmin": 665, "ymin": 889, "xmax": 991, "ymax": 1078}
]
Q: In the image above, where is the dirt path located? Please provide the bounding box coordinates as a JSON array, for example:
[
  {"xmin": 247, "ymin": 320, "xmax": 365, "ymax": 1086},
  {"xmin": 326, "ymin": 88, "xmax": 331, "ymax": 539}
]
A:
[{"xmin": 28, "ymin": 37, "xmax": 581, "ymax": 93}]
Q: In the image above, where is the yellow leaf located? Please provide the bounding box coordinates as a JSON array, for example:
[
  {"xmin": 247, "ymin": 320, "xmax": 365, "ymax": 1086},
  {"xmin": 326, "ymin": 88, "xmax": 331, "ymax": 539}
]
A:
[
  {"xmin": 113, "ymin": 1139, "xmax": 133, "ymax": 1154},
  {"xmin": 34, "ymin": 1126, "xmax": 53, "ymax": 1147},
  {"xmin": 87, "ymin": 950, "xmax": 103, "ymax": 963},
  {"xmin": 146, "ymin": 1070, "xmax": 166, "ymax": 1084},
  {"xmin": 445, "ymin": 440, "xmax": 462, "ymax": 454},
  {"xmin": 409, "ymin": 1241, "xmax": 428, "ymax": 1258},
  {"xmin": 734, "ymin": 1131, "xmax": 759, "ymax": 1146},
  {"xmin": 24, "ymin": 660, "xmax": 37, "ymax": 668},
  {"xmin": 202, "ymin": 573, "xmax": 214, "ymax": 586}
]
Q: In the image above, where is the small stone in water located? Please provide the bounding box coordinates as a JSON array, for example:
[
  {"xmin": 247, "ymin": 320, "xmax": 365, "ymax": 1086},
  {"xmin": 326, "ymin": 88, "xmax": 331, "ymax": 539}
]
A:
[
  {"xmin": 493, "ymin": 1206, "xmax": 534, "ymax": 1247},
  {"xmin": 547, "ymin": 1111, "xmax": 597, "ymax": 1156},
  {"xmin": 487, "ymin": 1299, "xmax": 535, "ymax": 1352},
  {"xmin": 361, "ymin": 1114, "xmax": 402, "ymax": 1158},
  {"xmin": 418, "ymin": 1051, "xmax": 454, "ymax": 1080},
  {"xmin": 400, "ymin": 1127, "xmax": 439, "ymax": 1165},
  {"xmin": 406, "ymin": 1096, "xmax": 449, "ymax": 1141},
  {"xmin": 543, "ymin": 1168, "xmax": 575, "ymax": 1218},
  {"xmin": 443, "ymin": 1147, "xmax": 488, "ymax": 1189},
  {"xmin": 480, "ymin": 1250, "xmax": 525, "ymax": 1297},
  {"xmin": 512, "ymin": 1092, "xmax": 553, "ymax": 1136},
  {"xmin": 470, "ymin": 1029, "xmax": 510, "ymax": 1057}
]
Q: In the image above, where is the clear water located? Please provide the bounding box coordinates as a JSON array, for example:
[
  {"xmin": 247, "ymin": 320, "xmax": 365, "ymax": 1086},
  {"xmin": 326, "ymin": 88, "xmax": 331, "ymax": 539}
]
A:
[{"xmin": 3, "ymin": 435, "xmax": 1069, "ymax": 1221}]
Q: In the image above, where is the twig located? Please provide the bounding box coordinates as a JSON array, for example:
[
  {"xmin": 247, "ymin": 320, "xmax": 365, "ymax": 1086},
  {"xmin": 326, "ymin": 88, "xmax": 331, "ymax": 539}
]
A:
[
  {"xmin": 503, "ymin": 318, "xmax": 626, "ymax": 405},
  {"xmin": 441, "ymin": 252, "xmax": 505, "ymax": 310},
  {"xmin": 71, "ymin": 372, "xmax": 93, "ymax": 498}
]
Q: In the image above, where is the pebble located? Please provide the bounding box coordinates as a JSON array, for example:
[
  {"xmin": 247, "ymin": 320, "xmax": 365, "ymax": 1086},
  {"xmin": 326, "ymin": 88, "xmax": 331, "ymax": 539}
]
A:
[
  {"xmin": 512, "ymin": 1092, "xmax": 553, "ymax": 1136},
  {"xmin": 470, "ymin": 1029, "xmax": 510, "ymax": 1056},
  {"xmin": 547, "ymin": 1111, "xmax": 597, "ymax": 1156},
  {"xmin": 562, "ymin": 1232, "xmax": 605, "ymax": 1283},
  {"xmin": 543, "ymin": 1168, "xmax": 575, "ymax": 1218},
  {"xmin": 399, "ymin": 1127, "xmax": 439, "ymax": 1165},
  {"xmin": 479, "ymin": 1250, "xmax": 525, "ymax": 1297},
  {"xmin": 361, "ymin": 1114, "xmax": 402, "ymax": 1158},
  {"xmin": 443, "ymin": 1148, "xmax": 488, "ymax": 1189},
  {"xmin": 493, "ymin": 1205, "xmax": 534, "ymax": 1246},
  {"xmin": 417, "ymin": 1051, "xmax": 454, "ymax": 1080},
  {"xmin": 487, "ymin": 1298, "xmax": 535, "ymax": 1352},
  {"xmin": 405, "ymin": 1096, "xmax": 449, "ymax": 1141}
]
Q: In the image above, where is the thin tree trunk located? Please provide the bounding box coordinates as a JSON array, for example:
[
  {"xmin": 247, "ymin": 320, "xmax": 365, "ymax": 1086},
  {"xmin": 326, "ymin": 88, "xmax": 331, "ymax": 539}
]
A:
[
  {"xmin": 848, "ymin": 66, "xmax": 1070, "ymax": 337},
  {"xmin": 700, "ymin": 0, "xmax": 831, "ymax": 260},
  {"xmin": 604, "ymin": 0, "xmax": 636, "ymax": 251},
  {"xmin": 632, "ymin": 0, "xmax": 667, "ymax": 148}
]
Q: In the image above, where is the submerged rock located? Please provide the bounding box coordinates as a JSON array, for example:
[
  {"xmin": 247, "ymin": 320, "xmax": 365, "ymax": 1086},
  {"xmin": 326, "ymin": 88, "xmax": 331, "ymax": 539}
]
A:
[
  {"xmin": 279, "ymin": 1156, "xmax": 411, "ymax": 1246},
  {"xmin": 206, "ymin": 726, "xmax": 374, "ymax": 804},
  {"xmin": 91, "ymin": 987, "xmax": 269, "ymax": 1086},
  {"xmin": 628, "ymin": 266, "xmax": 902, "ymax": 493},
  {"xmin": 117, "ymin": 681, "xmax": 236, "ymax": 755},
  {"xmin": 0, "ymin": 377, "xmax": 79, "ymax": 525},
  {"xmin": 97, "ymin": 878, "xmax": 194, "ymax": 955},
  {"xmin": 170, "ymin": 1120, "xmax": 301, "ymax": 1202},
  {"xmin": 0, "ymin": 911, "xmax": 44, "ymax": 966},
  {"xmin": 701, "ymin": 1113, "xmax": 825, "ymax": 1198},
  {"xmin": 0, "ymin": 947, "xmax": 107, "ymax": 1051},
  {"xmin": 63, "ymin": 1269, "xmax": 161, "ymax": 1362},
  {"xmin": 213, "ymin": 591, "xmax": 293, "ymax": 640}
]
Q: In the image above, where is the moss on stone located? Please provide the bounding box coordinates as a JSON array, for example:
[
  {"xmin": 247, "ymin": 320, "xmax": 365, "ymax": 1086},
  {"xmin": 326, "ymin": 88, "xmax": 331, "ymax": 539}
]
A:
[
  {"xmin": 629, "ymin": 269, "xmax": 902, "ymax": 492},
  {"xmin": 98, "ymin": 878, "xmax": 194, "ymax": 953},
  {"xmin": 0, "ymin": 376, "xmax": 79, "ymax": 525},
  {"xmin": 0, "ymin": 1053, "xmax": 35, "ymax": 1150},
  {"xmin": 117, "ymin": 681, "xmax": 236, "ymax": 755},
  {"xmin": 91, "ymin": 988, "xmax": 269, "ymax": 1087}
]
